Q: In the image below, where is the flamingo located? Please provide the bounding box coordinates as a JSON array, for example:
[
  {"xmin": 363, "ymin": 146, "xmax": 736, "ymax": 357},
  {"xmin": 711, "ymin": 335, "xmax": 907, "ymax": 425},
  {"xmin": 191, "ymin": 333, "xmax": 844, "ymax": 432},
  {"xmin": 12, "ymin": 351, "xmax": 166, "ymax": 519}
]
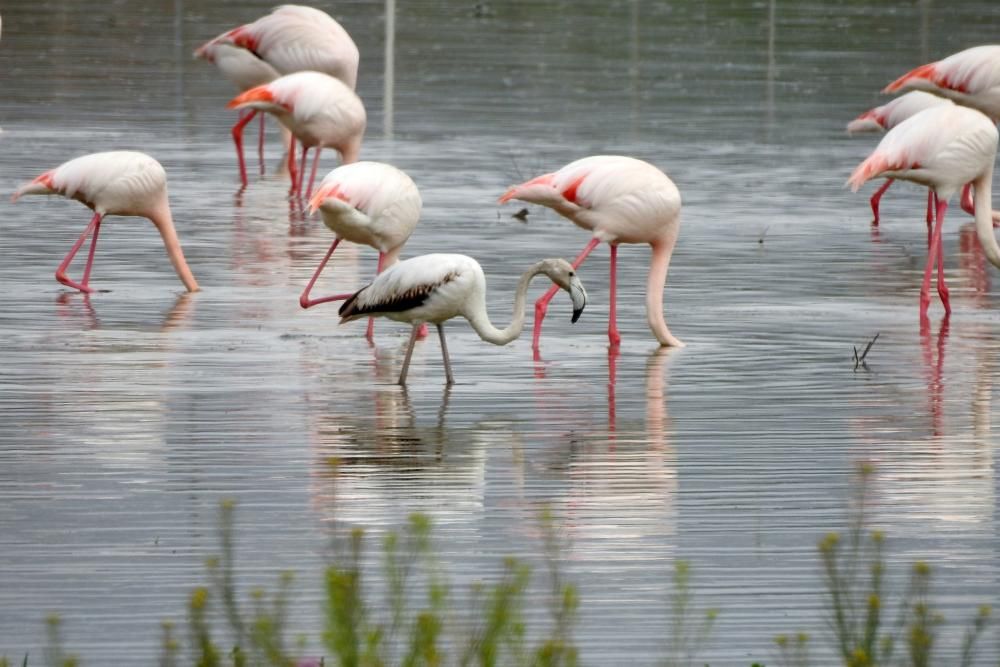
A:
[
  {"xmin": 338, "ymin": 254, "xmax": 588, "ymax": 384},
  {"xmin": 10, "ymin": 151, "xmax": 200, "ymax": 294},
  {"xmin": 884, "ymin": 45, "xmax": 1000, "ymax": 121},
  {"xmin": 195, "ymin": 5, "xmax": 360, "ymax": 188},
  {"xmin": 227, "ymin": 71, "xmax": 366, "ymax": 199},
  {"xmin": 302, "ymin": 161, "xmax": 428, "ymax": 340},
  {"xmin": 847, "ymin": 91, "xmax": 953, "ymax": 226},
  {"xmin": 499, "ymin": 155, "xmax": 683, "ymax": 351},
  {"xmin": 848, "ymin": 104, "xmax": 1000, "ymax": 319}
]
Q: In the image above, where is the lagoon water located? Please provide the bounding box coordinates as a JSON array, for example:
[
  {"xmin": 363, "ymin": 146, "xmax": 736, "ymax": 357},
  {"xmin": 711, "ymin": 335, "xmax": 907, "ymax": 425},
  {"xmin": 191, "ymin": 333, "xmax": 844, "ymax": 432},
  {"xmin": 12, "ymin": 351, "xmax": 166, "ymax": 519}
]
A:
[{"xmin": 2, "ymin": 0, "xmax": 1000, "ymax": 663}]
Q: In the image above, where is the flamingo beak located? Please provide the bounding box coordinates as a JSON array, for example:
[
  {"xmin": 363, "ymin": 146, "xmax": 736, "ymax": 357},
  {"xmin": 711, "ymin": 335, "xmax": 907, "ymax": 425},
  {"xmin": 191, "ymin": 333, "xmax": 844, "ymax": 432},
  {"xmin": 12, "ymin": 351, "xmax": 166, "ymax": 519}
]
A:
[{"xmin": 569, "ymin": 276, "xmax": 587, "ymax": 323}]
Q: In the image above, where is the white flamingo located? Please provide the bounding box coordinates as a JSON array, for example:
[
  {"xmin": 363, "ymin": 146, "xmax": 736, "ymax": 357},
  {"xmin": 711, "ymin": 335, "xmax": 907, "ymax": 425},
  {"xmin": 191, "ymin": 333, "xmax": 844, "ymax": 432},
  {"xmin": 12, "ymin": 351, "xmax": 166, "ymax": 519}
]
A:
[
  {"xmin": 338, "ymin": 254, "xmax": 588, "ymax": 384},
  {"xmin": 228, "ymin": 71, "xmax": 366, "ymax": 198},
  {"xmin": 11, "ymin": 151, "xmax": 199, "ymax": 294},
  {"xmin": 500, "ymin": 155, "xmax": 683, "ymax": 350},
  {"xmin": 195, "ymin": 4, "xmax": 360, "ymax": 187},
  {"xmin": 302, "ymin": 161, "xmax": 426, "ymax": 340},
  {"xmin": 884, "ymin": 45, "xmax": 1000, "ymax": 121},
  {"xmin": 848, "ymin": 104, "xmax": 1000, "ymax": 319}
]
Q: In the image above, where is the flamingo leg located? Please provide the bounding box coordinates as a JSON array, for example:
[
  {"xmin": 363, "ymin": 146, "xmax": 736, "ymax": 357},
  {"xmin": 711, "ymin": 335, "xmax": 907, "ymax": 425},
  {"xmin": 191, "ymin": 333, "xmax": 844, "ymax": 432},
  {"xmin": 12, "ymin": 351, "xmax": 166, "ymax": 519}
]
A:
[
  {"xmin": 398, "ymin": 324, "xmax": 421, "ymax": 385},
  {"xmin": 231, "ymin": 109, "xmax": 259, "ymax": 188},
  {"xmin": 935, "ymin": 199, "xmax": 950, "ymax": 315},
  {"xmin": 306, "ymin": 147, "xmax": 322, "ymax": 200},
  {"xmin": 608, "ymin": 244, "xmax": 621, "ymax": 347},
  {"xmin": 287, "ymin": 136, "xmax": 298, "ymax": 195},
  {"xmin": 258, "ymin": 114, "xmax": 266, "ymax": 176},
  {"xmin": 79, "ymin": 215, "xmax": 103, "ymax": 287},
  {"xmin": 960, "ymin": 182, "xmax": 975, "ymax": 217},
  {"xmin": 437, "ymin": 323, "xmax": 454, "ymax": 385},
  {"xmin": 926, "ymin": 189, "xmax": 935, "ymax": 225},
  {"xmin": 532, "ymin": 237, "xmax": 602, "ymax": 350},
  {"xmin": 55, "ymin": 213, "xmax": 103, "ymax": 294},
  {"xmin": 296, "ymin": 146, "xmax": 309, "ymax": 198},
  {"xmin": 299, "ymin": 238, "xmax": 355, "ymax": 308},
  {"xmin": 869, "ymin": 178, "xmax": 893, "ymax": 226},
  {"xmin": 365, "ymin": 252, "xmax": 387, "ymax": 340},
  {"xmin": 920, "ymin": 198, "xmax": 948, "ymax": 319}
]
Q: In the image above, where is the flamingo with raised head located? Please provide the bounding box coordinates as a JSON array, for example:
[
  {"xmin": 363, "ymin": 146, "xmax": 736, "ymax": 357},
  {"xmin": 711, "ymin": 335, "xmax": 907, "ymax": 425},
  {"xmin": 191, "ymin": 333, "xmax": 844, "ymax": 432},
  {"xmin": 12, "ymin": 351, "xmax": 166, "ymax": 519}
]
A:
[
  {"xmin": 848, "ymin": 104, "xmax": 1000, "ymax": 319},
  {"xmin": 884, "ymin": 45, "xmax": 1000, "ymax": 121},
  {"xmin": 848, "ymin": 91, "xmax": 953, "ymax": 226},
  {"xmin": 195, "ymin": 4, "xmax": 360, "ymax": 187},
  {"xmin": 338, "ymin": 254, "xmax": 588, "ymax": 384},
  {"xmin": 302, "ymin": 161, "xmax": 427, "ymax": 340},
  {"xmin": 227, "ymin": 71, "xmax": 366, "ymax": 199},
  {"xmin": 499, "ymin": 155, "xmax": 683, "ymax": 351},
  {"xmin": 11, "ymin": 151, "xmax": 200, "ymax": 294}
]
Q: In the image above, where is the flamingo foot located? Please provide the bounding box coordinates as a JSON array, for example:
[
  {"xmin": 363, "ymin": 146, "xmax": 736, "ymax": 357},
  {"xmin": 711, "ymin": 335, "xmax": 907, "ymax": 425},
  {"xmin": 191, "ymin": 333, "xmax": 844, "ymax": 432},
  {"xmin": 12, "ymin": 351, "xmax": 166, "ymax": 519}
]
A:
[{"xmin": 55, "ymin": 271, "xmax": 95, "ymax": 294}]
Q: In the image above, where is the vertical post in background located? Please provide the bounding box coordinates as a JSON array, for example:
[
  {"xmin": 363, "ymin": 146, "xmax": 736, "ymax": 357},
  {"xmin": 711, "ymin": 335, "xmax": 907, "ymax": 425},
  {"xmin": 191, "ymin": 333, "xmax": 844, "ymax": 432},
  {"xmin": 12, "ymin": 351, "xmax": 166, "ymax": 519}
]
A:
[
  {"xmin": 384, "ymin": 0, "xmax": 396, "ymax": 139},
  {"xmin": 765, "ymin": 0, "xmax": 776, "ymax": 137},
  {"xmin": 629, "ymin": 0, "xmax": 640, "ymax": 137}
]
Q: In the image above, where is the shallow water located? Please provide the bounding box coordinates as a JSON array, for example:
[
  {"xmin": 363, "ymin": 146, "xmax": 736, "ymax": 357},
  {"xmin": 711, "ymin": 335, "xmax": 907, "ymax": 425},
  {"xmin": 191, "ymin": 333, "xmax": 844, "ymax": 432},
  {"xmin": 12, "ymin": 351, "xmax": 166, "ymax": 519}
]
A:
[{"xmin": 3, "ymin": 0, "xmax": 1000, "ymax": 663}]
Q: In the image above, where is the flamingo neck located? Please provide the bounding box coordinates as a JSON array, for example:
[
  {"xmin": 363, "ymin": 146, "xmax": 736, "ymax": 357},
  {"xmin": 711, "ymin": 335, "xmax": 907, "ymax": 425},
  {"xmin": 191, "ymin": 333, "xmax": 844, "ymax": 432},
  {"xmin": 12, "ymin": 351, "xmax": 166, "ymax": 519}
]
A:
[
  {"xmin": 150, "ymin": 199, "xmax": 200, "ymax": 292},
  {"xmin": 646, "ymin": 236, "xmax": 684, "ymax": 347},
  {"xmin": 340, "ymin": 138, "xmax": 361, "ymax": 165},
  {"xmin": 466, "ymin": 261, "xmax": 549, "ymax": 346},
  {"xmin": 973, "ymin": 165, "xmax": 1000, "ymax": 270}
]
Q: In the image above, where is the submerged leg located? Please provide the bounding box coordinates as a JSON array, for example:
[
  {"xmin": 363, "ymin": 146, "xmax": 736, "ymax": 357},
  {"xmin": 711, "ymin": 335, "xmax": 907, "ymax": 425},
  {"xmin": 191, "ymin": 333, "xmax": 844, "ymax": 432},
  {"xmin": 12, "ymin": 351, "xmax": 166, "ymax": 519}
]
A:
[
  {"xmin": 55, "ymin": 213, "xmax": 103, "ymax": 294},
  {"xmin": 608, "ymin": 244, "xmax": 620, "ymax": 347},
  {"xmin": 437, "ymin": 323, "xmax": 454, "ymax": 385},
  {"xmin": 258, "ymin": 114, "xmax": 266, "ymax": 176},
  {"xmin": 398, "ymin": 324, "xmax": 421, "ymax": 385},
  {"xmin": 231, "ymin": 109, "xmax": 259, "ymax": 188},
  {"xmin": 869, "ymin": 178, "xmax": 893, "ymax": 226},
  {"xmin": 532, "ymin": 236, "xmax": 602, "ymax": 350},
  {"xmin": 299, "ymin": 238, "xmax": 355, "ymax": 308},
  {"xmin": 306, "ymin": 147, "xmax": 322, "ymax": 200},
  {"xmin": 296, "ymin": 146, "xmax": 309, "ymax": 198}
]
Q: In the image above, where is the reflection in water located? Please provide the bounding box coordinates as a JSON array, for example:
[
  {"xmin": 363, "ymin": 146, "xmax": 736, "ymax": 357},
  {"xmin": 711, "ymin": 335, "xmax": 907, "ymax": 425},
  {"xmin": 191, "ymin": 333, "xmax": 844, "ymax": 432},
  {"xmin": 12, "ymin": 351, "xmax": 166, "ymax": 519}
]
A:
[{"xmin": 920, "ymin": 315, "xmax": 949, "ymax": 437}]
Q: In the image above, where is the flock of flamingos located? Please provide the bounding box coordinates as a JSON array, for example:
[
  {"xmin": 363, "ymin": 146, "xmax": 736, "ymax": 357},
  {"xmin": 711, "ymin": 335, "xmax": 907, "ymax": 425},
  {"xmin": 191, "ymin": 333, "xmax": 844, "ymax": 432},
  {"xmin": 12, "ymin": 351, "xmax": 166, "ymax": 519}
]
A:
[{"xmin": 8, "ymin": 6, "xmax": 1000, "ymax": 383}]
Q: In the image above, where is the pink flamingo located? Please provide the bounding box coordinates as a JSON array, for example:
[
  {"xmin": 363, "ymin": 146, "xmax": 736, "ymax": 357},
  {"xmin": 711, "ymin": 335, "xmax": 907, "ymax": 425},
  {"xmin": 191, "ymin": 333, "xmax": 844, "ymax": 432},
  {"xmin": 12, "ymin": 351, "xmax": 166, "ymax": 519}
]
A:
[
  {"xmin": 499, "ymin": 155, "xmax": 684, "ymax": 351},
  {"xmin": 227, "ymin": 71, "xmax": 365, "ymax": 199},
  {"xmin": 884, "ymin": 45, "xmax": 1000, "ymax": 121},
  {"xmin": 847, "ymin": 91, "xmax": 953, "ymax": 226},
  {"xmin": 338, "ymin": 254, "xmax": 587, "ymax": 384},
  {"xmin": 848, "ymin": 104, "xmax": 1000, "ymax": 319},
  {"xmin": 302, "ymin": 161, "xmax": 427, "ymax": 340},
  {"xmin": 195, "ymin": 5, "xmax": 360, "ymax": 188},
  {"xmin": 11, "ymin": 151, "xmax": 200, "ymax": 294}
]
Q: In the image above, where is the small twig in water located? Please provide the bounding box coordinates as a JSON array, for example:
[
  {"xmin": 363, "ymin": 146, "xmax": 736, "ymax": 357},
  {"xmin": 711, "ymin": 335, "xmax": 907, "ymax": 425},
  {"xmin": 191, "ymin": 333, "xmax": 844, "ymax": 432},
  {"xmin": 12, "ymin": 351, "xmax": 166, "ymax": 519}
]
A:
[
  {"xmin": 854, "ymin": 333, "xmax": 880, "ymax": 371},
  {"xmin": 758, "ymin": 225, "xmax": 770, "ymax": 244},
  {"xmin": 511, "ymin": 208, "xmax": 529, "ymax": 223}
]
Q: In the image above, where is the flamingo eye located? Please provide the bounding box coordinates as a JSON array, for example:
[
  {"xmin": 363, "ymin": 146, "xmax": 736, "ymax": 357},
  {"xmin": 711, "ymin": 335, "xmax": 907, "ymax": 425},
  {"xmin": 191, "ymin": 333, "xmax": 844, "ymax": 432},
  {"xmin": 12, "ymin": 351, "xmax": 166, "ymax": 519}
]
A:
[{"xmin": 568, "ymin": 271, "xmax": 575, "ymax": 277}]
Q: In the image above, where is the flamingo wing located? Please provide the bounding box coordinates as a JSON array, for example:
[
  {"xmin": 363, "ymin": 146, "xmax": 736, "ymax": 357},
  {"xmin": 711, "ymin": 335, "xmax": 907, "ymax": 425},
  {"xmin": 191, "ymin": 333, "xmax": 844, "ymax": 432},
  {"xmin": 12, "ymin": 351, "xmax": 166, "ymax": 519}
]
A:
[
  {"xmin": 885, "ymin": 45, "xmax": 1000, "ymax": 117},
  {"xmin": 339, "ymin": 254, "xmax": 474, "ymax": 322}
]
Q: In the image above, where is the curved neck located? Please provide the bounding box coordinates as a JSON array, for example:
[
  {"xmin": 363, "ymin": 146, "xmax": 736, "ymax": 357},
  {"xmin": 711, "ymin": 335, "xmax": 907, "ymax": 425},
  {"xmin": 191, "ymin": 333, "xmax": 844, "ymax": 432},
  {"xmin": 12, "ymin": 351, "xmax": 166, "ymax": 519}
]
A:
[
  {"xmin": 646, "ymin": 237, "xmax": 683, "ymax": 347},
  {"xmin": 466, "ymin": 262, "xmax": 547, "ymax": 346},
  {"xmin": 150, "ymin": 200, "xmax": 200, "ymax": 292},
  {"xmin": 972, "ymin": 166, "xmax": 1000, "ymax": 269}
]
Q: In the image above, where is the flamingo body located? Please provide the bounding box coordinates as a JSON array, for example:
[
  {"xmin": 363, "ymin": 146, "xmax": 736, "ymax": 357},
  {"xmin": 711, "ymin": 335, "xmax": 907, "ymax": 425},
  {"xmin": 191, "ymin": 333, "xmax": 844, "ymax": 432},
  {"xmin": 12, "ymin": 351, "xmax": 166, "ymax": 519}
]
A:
[
  {"xmin": 11, "ymin": 151, "xmax": 199, "ymax": 293},
  {"xmin": 194, "ymin": 41, "xmax": 280, "ymax": 91},
  {"xmin": 885, "ymin": 45, "xmax": 1000, "ymax": 120},
  {"xmin": 500, "ymin": 155, "xmax": 683, "ymax": 348},
  {"xmin": 847, "ymin": 91, "xmax": 953, "ymax": 134}
]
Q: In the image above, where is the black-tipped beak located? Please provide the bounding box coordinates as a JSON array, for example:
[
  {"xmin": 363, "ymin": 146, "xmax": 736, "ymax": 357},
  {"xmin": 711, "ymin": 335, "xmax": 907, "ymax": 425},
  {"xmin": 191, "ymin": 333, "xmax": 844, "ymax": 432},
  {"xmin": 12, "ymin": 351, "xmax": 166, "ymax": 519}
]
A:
[{"xmin": 569, "ymin": 277, "xmax": 587, "ymax": 324}]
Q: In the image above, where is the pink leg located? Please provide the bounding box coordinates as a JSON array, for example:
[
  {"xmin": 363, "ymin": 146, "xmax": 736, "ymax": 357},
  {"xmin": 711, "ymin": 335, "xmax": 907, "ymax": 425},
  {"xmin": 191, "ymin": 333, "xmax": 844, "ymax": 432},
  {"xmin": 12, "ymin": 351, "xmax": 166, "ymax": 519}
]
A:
[
  {"xmin": 532, "ymin": 237, "xmax": 602, "ymax": 350},
  {"xmin": 79, "ymin": 215, "xmax": 103, "ymax": 287},
  {"xmin": 935, "ymin": 200, "xmax": 950, "ymax": 314},
  {"xmin": 258, "ymin": 114, "xmax": 266, "ymax": 176},
  {"xmin": 287, "ymin": 136, "xmax": 298, "ymax": 195},
  {"xmin": 299, "ymin": 238, "xmax": 356, "ymax": 308},
  {"xmin": 926, "ymin": 189, "xmax": 935, "ymax": 225},
  {"xmin": 608, "ymin": 244, "xmax": 621, "ymax": 347},
  {"xmin": 306, "ymin": 147, "xmax": 322, "ymax": 200},
  {"xmin": 55, "ymin": 213, "xmax": 103, "ymax": 294},
  {"xmin": 920, "ymin": 199, "xmax": 948, "ymax": 319},
  {"xmin": 296, "ymin": 146, "xmax": 309, "ymax": 198},
  {"xmin": 869, "ymin": 178, "xmax": 893, "ymax": 226},
  {"xmin": 960, "ymin": 183, "xmax": 975, "ymax": 217},
  {"xmin": 231, "ymin": 109, "xmax": 258, "ymax": 187}
]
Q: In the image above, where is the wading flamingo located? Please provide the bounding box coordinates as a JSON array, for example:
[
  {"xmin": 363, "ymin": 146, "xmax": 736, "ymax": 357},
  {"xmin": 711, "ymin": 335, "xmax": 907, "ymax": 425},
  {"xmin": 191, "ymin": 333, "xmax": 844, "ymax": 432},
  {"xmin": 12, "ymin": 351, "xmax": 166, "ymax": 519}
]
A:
[
  {"xmin": 499, "ymin": 155, "xmax": 683, "ymax": 350},
  {"xmin": 884, "ymin": 45, "xmax": 1000, "ymax": 121},
  {"xmin": 848, "ymin": 104, "xmax": 1000, "ymax": 319},
  {"xmin": 228, "ymin": 71, "xmax": 365, "ymax": 199},
  {"xmin": 195, "ymin": 4, "xmax": 360, "ymax": 187},
  {"xmin": 338, "ymin": 254, "xmax": 588, "ymax": 384},
  {"xmin": 848, "ymin": 91, "xmax": 953, "ymax": 226},
  {"xmin": 303, "ymin": 161, "xmax": 428, "ymax": 340},
  {"xmin": 11, "ymin": 151, "xmax": 200, "ymax": 294}
]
